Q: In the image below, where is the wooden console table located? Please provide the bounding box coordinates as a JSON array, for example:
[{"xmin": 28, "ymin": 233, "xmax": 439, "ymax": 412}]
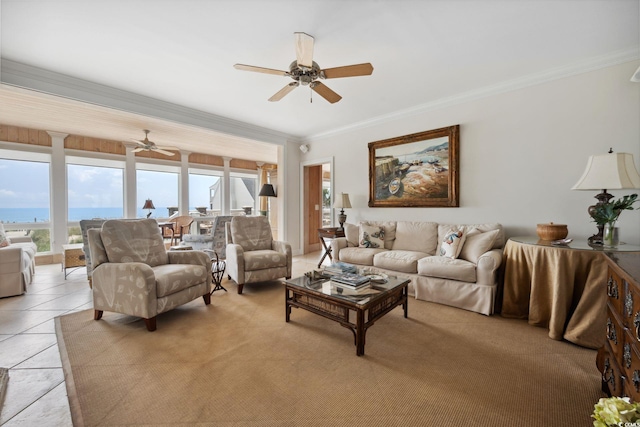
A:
[
  {"xmin": 501, "ymin": 236, "xmax": 640, "ymax": 349},
  {"xmin": 317, "ymin": 227, "xmax": 345, "ymax": 268}
]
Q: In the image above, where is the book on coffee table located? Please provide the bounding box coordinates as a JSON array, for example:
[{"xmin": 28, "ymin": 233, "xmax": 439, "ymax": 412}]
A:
[{"xmin": 331, "ymin": 273, "xmax": 370, "ymax": 288}]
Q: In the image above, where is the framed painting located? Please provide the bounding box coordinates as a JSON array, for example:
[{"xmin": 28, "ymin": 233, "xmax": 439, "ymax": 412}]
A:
[{"xmin": 368, "ymin": 125, "xmax": 459, "ymax": 207}]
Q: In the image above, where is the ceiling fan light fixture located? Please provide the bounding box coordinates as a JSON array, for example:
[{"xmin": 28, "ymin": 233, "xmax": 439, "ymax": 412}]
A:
[{"xmin": 235, "ymin": 32, "xmax": 373, "ymax": 103}]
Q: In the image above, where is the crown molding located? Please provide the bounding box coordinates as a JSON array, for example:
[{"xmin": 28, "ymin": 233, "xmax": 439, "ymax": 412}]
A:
[
  {"xmin": 0, "ymin": 59, "xmax": 300, "ymax": 145},
  {"xmin": 303, "ymin": 47, "xmax": 640, "ymax": 142}
]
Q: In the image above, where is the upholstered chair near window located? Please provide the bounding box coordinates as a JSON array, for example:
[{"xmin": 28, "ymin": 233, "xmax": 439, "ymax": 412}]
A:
[
  {"xmin": 226, "ymin": 216, "xmax": 292, "ymax": 294},
  {"xmin": 87, "ymin": 219, "xmax": 211, "ymax": 331},
  {"xmin": 79, "ymin": 219, "xmax": 106, "ymax": 287}
]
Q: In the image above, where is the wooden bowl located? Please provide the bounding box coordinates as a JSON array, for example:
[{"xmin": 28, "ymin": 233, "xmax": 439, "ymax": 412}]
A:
[{"xmin": 536, "ymin": 223, "xmax": 568, "ymax": 241}]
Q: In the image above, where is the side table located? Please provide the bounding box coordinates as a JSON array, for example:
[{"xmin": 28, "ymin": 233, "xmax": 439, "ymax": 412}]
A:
[
  {"xmin": 317, "ymin": 227, "xmax": 346, "ymax": 268},
  {"xmin": 501, "ymin": 236, "xmax": 640, "ymax": 349},
  {"xmin": 204, "ymin": 250, "xmax": 226, "ymax": 294},
  {"xmin": 62, "ymin": 243, "xmax": 86, "ymax": 279}
]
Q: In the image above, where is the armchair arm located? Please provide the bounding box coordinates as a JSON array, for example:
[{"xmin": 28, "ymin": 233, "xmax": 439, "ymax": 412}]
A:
[
  {"xmin": 330, "ymin": 237, "xmax": 348, "ymax": 261},
  {"xmin": 168, "ymin": 250, "xmax": 212, "ymax": 287},
  {"xmin": 7, "ymin": 236, "xmax": 32, "ymax": 244},
  {"xmin": 476, "ymin": 249, "xmax": 503, "ymax": 286},
  {"xmin": 272, "ymin": 240, "xmax": 292, "ymax": 278},
  {"xmin": 92, "ymin": 262, "xmax": 158, "ymax": 318},
  {"xmin": 0, "ymin": 246, "xmax": 25, "ymax": 272},
  {"xmin": 226, "ymin": 243, "xmax": 245, "ymax": 284}
]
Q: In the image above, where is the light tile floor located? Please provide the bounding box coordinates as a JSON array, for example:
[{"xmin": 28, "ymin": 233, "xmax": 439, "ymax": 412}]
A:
[{"xmin": 0, "ymin": 251, "xmax": 324, "ymax": 426}]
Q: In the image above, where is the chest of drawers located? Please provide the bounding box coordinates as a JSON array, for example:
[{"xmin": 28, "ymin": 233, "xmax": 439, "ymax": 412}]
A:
[{"xmin": 597, "ymin": 252, "xmax": 640, "ymax": 399}]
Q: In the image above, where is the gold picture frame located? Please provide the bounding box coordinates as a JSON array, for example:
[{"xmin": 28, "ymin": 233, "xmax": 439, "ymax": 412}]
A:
[{"xmin": 368, "ymin": 125, "xmax": 459, "ymax": 207}]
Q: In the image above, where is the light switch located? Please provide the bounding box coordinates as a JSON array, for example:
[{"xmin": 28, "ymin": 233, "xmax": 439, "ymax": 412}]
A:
[{"xmin": 315, "ymin": 204, "xmax": 320, "ymax": 210}]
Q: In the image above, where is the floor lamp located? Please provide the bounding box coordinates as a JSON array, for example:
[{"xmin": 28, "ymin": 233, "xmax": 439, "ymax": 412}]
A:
[{"xmin": 259, "ymin": 183, "xmax": 276, "ymax": 217}]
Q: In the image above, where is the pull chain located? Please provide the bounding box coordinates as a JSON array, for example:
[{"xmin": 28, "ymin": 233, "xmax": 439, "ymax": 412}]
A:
[{"xmin": 310, "ymin": 86, "xmax": 313, "ymax": 103}]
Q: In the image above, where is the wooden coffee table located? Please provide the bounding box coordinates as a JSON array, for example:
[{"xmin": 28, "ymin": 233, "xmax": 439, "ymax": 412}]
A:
[{"xmin": 284, "ymin": 274, "xmax": 409, "ymax": 356}]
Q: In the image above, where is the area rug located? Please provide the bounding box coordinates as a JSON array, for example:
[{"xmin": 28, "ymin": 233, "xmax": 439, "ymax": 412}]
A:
[
  {"xmin": 0, "ymin": 368, "xmax": 7, "ymax": 415},
  {"xmin": 56, "ymin": 280, "xmax": 604, "ymax": 426}
]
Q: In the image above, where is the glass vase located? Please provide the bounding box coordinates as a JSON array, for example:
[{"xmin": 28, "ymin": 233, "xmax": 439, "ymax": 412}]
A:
[{"xmin": 603, "ymin": 222, "xmax": 619, "ymax": 248}]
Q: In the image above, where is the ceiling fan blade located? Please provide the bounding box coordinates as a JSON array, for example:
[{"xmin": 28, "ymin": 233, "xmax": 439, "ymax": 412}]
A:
[
  {"xmin": 321, "ymin": 63, "xmax": 374, "ymax": 79},
  {"xmin": 234, "ymin": 64, "xmax": 288, "ymax": 76},
  {"xmin": 156, "ymin": 145, "xmax": 180, "ymax": 150},
  {"xmin": 131, "ymin": 147, "xmax": 145, "ymax": 153},
  {"xmin": 268, "ymin": 82, "xmax": 299, "ymax": 102},
  {"xmin": 153, "ymin": 148, "xmax": 176, "ymax": 156},
  {"xmin": 310, "ymin": 81, "xmax": 342, "ymax": 104},
  {"xmin": 294, "ymin": 32, "xmax": 314, "ymax": 68}
]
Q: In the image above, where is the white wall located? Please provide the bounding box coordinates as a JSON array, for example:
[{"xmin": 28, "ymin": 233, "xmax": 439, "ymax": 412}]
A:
[{"xmin": 299, "ymin": 61, "xmax": 640, "ymax": 245}]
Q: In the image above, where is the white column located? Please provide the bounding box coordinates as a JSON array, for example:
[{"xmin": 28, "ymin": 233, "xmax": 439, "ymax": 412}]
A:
[
  {"xmin": 124, "ymin": 144, "xmax": 137, "ymax": 218},
  {"xmin": 180, "ymin": 151, "xmax": 190, "ymax": 215},
  {"xmin": 47, "ymin": 131, "xmax": 68, "ymax": 255},
  {"xmin": 223, "ymin": 157, "xmax": 231, "ymax": 215}
]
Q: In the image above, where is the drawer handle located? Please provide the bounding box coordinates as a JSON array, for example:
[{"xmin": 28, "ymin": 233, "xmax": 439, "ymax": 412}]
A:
[
  {"xmin": 607, "ymin": 318, "xmax": 618, "ymax": 345},
  {"xmin": 624, "ymin": 343, "xmax": 632, "ymax": 368},
  {"xmin": 604, "ymin": 358, "xmax": 616, "ymax": 390},
  {"xmin": 608, "ymin": 277, "xmax": 619, "ymax": 299},
  {"xmin": 635, "ymin": 312, "xmax": 640, "ymax": 341},
  {"xmin": 634, "ymin": 371, "xmax": 640, "ymax": 392},
  {"xmin": 626, "ymin": 291, "xmax": 634, "ymax": 318}
]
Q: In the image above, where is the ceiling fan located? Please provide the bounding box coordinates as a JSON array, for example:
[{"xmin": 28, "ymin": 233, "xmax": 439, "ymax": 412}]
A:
[
  {"xmin": 234, "ymin": 32, "xmax": 373, "ymax": 104},
  {"xmin": 131, "ymin": 130, "xmax": 177, "ymax": 156}
]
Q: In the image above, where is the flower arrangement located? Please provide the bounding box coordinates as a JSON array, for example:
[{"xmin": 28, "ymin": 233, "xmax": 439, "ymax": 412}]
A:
[
  {"xmin": 592, "ymin": 397, "xmax": 640, "ymax": 426},
  {"xmin": 591, "ymin": 194, "xmax": 639, "ymax": 226}
]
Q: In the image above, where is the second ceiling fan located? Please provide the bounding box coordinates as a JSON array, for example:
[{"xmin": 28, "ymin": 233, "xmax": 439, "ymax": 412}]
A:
[{"xmin": 234, "ymin": 32, "xmax": 373, "ymax": 104}]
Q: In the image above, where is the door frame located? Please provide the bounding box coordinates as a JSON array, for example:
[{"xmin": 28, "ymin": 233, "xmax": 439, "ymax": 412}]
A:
[{"xmin": 299, "ymin": 156, "xmax": 335, "ymax": 254}]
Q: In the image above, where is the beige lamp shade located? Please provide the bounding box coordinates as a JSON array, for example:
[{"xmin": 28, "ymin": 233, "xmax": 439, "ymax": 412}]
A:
[
  {"xmin": 333, "ymin": 193, "xmax": 352, "ymax": 209},
  {"xmin": 572, "ymin": 152, "xmax": 640, "ymax": 190}
]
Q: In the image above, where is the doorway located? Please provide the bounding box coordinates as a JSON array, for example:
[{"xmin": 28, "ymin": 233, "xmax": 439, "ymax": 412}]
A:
[{"xmin": 301, "ymin": 158, "xmax": 333, "ymax": 254}]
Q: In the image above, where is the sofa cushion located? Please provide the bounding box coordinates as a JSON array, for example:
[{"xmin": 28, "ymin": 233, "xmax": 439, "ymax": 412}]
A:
[
  {"xmin": 243, "ymin": 249, "xmax": 288, "ymax": 271},
  {"xmin": 393, "ymin": 221, "xmax": 439, "ymax": 254},
  {"xmin": 101, "ymin": 219, "xmax": 168, "ymax": 267},
  {"xmin": 339, "ymin": 247, "xmax": 387, "ymax": 266},
  {"xmin": 0, "ymin": 223, "xmax": 10, "ymax": 248},
  {"xmin": 439, "ymin": 226, "xmax": 467, "ymax": 259},
  {"xmin": 153, "ymin": 264, "xmax": 208, "ymax": 298},
  {"xmin": 440, "ymin": 223, "xmax": 504, "ymax": 250},
  {"xmin": 459, "ymin": 229, "xmax": 500, "ymax": 264},
  {"xmin": 373, "ymin": 250, "xmax": 429, "ymax": 274},
  {"xmin": 361, "ymin": 221, "xmax": 396, "ymax": 249},
  {"xmin": 359, "ymin": 224, "xmax": 384, "ymax": 248},
  {"xmin": 343, "ymin": 223, "xmax": 359, "ymax": 247},
  {"xmin": 417, "ymin": 256, "xmax": 476, "ymax": 282}
]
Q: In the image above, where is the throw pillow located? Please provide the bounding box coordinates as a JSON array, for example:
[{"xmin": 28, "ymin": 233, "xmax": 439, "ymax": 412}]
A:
[
  {"xmin": 439, "ymin": 226, "xmax": 467, "ymax": 259},
  {"xmin": 0, "ymin": 223, "xmax": 10, "ymax": 248},
  {"xmin": 459, "ymin": 229, "xmax": 500, "ymax": 264},
  {"xmin": 359, "ymin": 224, "xmax": 384, "ymax": 249}
]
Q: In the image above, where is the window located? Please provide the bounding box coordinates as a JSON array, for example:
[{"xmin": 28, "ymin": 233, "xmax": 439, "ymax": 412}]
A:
[
  {"xmin": 229, "ymin": 171, "xmax": 257, "ymax": 214},
  {"xmin": 0, "ymin": 149, "xmax": 51, "ymax": 252},
  {"xmin": 189, "ymin": 168, "xmax": 223, "ymax": 216},
  {"xmin": 137, "ymin": 165, "xmax": 179, "ymax": 219},
  {"xmin": 67, "ymin": 157, "xmax": 124, "ymax": 221}
]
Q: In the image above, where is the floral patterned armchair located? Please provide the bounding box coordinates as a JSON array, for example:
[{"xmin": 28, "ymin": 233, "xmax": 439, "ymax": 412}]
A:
[
  {"xmin": 87, "ymin": 219, "xmax": 212, "ymax": 331},
  {"xmin": 226, "ymin": 216, "xmax": 292, "ymax": 294}
]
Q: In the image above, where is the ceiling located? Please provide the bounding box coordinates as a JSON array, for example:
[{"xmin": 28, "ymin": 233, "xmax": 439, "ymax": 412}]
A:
[{"xmin": 1, "ymin": 0, "xmax": 639, "ymax": 162}]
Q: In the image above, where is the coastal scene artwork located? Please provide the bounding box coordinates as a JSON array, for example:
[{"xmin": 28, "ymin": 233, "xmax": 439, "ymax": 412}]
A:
[{"xmin": 368, "ymin": 125, "xmax": 459, "ymax": 207}]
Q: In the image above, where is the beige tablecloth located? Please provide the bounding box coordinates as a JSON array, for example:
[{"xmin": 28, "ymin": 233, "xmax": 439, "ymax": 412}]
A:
[{"xmin": 501, "ymin": 239, "xmax": 608, "ymax": 349}]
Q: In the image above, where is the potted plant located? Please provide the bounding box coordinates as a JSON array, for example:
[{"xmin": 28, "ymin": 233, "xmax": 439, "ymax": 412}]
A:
[{"xmin": 591, "ymin": 194, "xmax": 638, "ymax": 247}]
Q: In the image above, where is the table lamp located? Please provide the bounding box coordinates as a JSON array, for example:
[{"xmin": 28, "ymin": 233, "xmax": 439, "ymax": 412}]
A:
[
  {"xmin": 571, "ymin": 149, "xmax": 640, "ymax": 244},
  {"xmin": 334, "ymin": 193, "xmax": 352, "ymax": 230},
  {"xmin": 143, "ymin": 199, "xmax": 155, "ymax": 218}
]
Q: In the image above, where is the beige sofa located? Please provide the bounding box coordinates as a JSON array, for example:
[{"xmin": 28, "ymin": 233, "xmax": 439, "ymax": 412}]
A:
[
  {"xmin": 0, "ymin": 234, "xmax": 37, "ymax": 298},
  {"xmin": 330, "ymin": 221, "xmax": 504, "ymax": 315}
]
